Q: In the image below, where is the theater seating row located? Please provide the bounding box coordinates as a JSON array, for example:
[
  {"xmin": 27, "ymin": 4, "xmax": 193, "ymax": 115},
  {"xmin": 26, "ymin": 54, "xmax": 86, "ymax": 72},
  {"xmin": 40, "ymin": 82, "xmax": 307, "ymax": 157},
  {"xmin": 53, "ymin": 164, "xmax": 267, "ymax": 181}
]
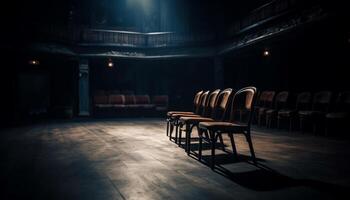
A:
[
  {"xmin": 93, "ymin": 93, "xmax": 168, "ymax": 117},
  {"xmin": 254, "ymin": 90, "xmax": 350, "ymax": 135},
  {"xmin": 166, "ymin": 87, "xmax": 258, "ymax": 169}
]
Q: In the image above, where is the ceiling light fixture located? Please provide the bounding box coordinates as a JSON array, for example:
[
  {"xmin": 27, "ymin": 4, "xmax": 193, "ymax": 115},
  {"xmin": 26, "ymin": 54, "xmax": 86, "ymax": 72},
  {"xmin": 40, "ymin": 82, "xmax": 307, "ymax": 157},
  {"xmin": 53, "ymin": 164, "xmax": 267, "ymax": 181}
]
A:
[
  {"xmin": 29, "ymin": 59, "xmax": 40, "ymax": 65},
  {"xmin": 107, "ymin": 58, "xmax": 114, "ymax": 68},
  {"xmin": 263, "ymin": 49, "xmax": 270, "ymax": 57}
]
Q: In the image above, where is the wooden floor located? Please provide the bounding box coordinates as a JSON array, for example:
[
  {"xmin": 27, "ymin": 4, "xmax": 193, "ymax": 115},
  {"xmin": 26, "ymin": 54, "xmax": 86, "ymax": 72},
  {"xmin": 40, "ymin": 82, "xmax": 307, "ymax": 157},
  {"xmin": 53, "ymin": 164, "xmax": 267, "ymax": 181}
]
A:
[{"xmin": 1, "ymin": 118, "xmax": 350, "ymax": 200}]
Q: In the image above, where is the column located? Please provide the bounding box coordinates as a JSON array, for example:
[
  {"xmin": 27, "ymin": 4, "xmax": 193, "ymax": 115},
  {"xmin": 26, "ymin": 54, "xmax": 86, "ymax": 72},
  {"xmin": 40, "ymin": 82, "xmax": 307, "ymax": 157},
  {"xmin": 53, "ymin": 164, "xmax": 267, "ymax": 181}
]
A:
[{"xmin": 78, "ymin": 59, "xmax": 90, "ymax": 116}]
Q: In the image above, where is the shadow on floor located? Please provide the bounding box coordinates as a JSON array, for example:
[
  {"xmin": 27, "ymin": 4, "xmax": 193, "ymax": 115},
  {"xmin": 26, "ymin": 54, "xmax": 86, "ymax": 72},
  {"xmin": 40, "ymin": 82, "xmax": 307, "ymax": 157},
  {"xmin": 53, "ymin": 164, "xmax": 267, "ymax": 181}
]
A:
[
  {"xmin": 217, "ymin": 164, "xmax": 349, "ymax": 198},
  {"xmin": 172, "ymin": 133, "xmax": 350, "ymax": 197},
  {"xmin": 192, "ymin": 151, "xmax": 349, "ymax": 198}
]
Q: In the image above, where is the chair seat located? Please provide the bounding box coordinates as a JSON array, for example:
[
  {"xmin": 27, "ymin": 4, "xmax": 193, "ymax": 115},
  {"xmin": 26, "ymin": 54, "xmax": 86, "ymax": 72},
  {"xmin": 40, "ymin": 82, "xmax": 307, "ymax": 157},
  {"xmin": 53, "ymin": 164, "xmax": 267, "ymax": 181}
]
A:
[
  {"xmin": 167, "ymin": 111, "xmax": 194, "ymax": 117},
  {"xmin": 179, "ymin": 116, "xmax": 214, "ymax": 124},
  {"xmin": 258, "ymin": 107, "xmax": 269, "ymax": 115},
  {"xmin": 278, "ymin": 109, "xmax": 295, "ymax": 117},
  {"xmin": 326, "ymin": 112, "xmax": 349, "ymax": 119},
  {"xmin": 171, "ymin": 113, "xmax": 200, "ymax": 120},
  {"xmin": 112, "ymin": 104, "xmax": 125, "ymax": 108},
  {"xmin": 128, "ymin": 104, "xmax": 155, "ymax": 109},
  {"xmin": 298, "ymin": 110, "xmax": 325, "ymax": 117},
  {"xmin": 265, "ymin": 109, "xmax": 277, "ymax": 115},
  {"xmin": 95, "ymin": 104, "xmax": 113, "ymax": 108},
  {"xmin": 199, "ymin": 121, "xmax": 247, "ymax": 133}
]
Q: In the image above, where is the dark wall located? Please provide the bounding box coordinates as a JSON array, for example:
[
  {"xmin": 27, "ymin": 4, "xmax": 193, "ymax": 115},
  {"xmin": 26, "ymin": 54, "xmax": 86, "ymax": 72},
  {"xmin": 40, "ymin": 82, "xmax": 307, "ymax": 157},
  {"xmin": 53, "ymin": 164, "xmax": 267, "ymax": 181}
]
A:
[
  {"xmin": 0, "ymin": 52, "xmax": 77, "ymax": 127},
  {"xmin": 223, "ymin": 17, "xmax": 350, "ymax": 93},
  {"xmin": 90, "ymin": 57, "xmax": 215, "ymax": 110}
]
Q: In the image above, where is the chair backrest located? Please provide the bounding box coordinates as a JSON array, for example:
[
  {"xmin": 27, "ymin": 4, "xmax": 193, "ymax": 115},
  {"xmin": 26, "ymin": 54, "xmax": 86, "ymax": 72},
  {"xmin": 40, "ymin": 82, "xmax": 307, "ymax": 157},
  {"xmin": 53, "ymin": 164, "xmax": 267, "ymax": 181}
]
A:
[
  {"xmin": 335, "ymin": 91, "xmax": 350, "ymax": 112},
  {"xmin": 296, "ymin": 92, "xmax": 312, "ymax": 110},
  {"xmin": 312, "ymin": 91, "xmax": 332, "ymax": 112},
  {"xmin": 152, "ymin": 95, "xmax": 169, "ymax": 106},
  {"xmin": 193, "ymin": 90, "xmax": 204, "ymax": 113},
  {"xmin": 264, "ymin": 91, "xmax": 275, "ymax": 108},
  {"xmin": 134, "ymin": 95, "xmax": 151, "ymax": 104},
  {"xmin": 198, "ymin": 91, "xmax": 210, "ymax": 115},
  {"xmin": 109, "ymin": 95, "xmax": 125, "ymax": 105},
  {"xmin": 274, "ymin": 91, "xmax": 289, "ymax": 110},
  {"xmin": 229, "ymin": 86, "xmax": 258, "ymax": 127},
  {"xmin": 124, "ymin": 95, "xmax": 136, "ymax": 105},
  {"xmin": 202, "ymin": 89, "xmax": 220, "ymax": 117},
  {"xmin": 211, "ymin": 88, "xmax": 233, "ymax": 121},
  {"xmin": 94, "ymin": 95, "xmax": 109, "ymax": 104},
  {"xmin": 257, "ymin": 91, "xmax": 274, "ymax": 107},
  {"xmin": 256, "ymin": 91, "xmax": 268, "ymax": 107}
]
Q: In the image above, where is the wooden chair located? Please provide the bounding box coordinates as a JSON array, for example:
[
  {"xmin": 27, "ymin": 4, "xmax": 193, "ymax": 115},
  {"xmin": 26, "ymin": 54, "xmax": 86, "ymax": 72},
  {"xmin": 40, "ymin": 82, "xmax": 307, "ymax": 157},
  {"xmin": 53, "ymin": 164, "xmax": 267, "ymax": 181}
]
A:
[
  {"xmin": 255, "ymin": 91, "xmax": 275, "ymax": 126},
  {"xmin": 325, "ymin": 92, "xmax": 350, "ymax": 136},
  {"xmin": 173, "ymin": 91, "xmax": 211, "ymax": 145},
  {"xmin": 265, "ymin": 91, "xmax": 289, "ymax": 128},
  {"xmin": 277, "ymin": 92, "xmax": 311, "ymax": 131},
  {"xmin": 168, "ymin": 91, "xmax": 208, "ymax": 144},
  {"xmin": 179, "ymin": 89, "xmax": 233, "ymax": 154},
  {"xmin": 198, "ymin": 86, "xmax": 258, "ymax": 169},
  {"xmin": 166, "ymin": 90, "xmax": 203, "ymax": 137},
  {"xmin": 298, "ymin": 91, "xmax": 332, "ymax": 134},
  {"xmin": 257, "ymin": 91, "xmax": 275, "ymax": 126}
]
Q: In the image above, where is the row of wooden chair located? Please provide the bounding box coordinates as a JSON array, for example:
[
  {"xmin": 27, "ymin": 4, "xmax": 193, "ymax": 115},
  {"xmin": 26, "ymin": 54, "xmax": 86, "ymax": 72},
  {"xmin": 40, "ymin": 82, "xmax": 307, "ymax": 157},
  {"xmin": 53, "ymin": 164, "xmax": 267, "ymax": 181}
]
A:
[
  {"xmin": 166, "ymin": 87, "xmax": 258, "ymax": 169},
  {"xmin": 255, "ymin": 90, "xmax": 350, "ymax": 135}
]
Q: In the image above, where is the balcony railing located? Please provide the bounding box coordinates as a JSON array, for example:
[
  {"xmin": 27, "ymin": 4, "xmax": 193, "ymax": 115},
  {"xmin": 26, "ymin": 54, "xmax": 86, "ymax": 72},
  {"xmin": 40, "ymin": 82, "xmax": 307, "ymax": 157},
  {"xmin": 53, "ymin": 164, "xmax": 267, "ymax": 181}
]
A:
[{"xmin": 40, "ymin": 26, "xmax": 216, "ymax": 48}]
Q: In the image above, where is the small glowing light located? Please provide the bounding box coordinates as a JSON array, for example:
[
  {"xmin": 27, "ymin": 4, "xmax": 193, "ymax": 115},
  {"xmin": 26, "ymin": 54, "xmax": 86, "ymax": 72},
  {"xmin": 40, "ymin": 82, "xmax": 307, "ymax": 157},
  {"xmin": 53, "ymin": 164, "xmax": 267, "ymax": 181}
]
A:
[
  {"xmin": 107, "ymin": 58, "xmax": 114, "ymax": 68},
  {"xmin": 29, "ymin": 60, "xmax": 40, "ymax": 65},
  {"xmin": 263, "ymin": 50, "xmax": 270, "ymax": 57}
]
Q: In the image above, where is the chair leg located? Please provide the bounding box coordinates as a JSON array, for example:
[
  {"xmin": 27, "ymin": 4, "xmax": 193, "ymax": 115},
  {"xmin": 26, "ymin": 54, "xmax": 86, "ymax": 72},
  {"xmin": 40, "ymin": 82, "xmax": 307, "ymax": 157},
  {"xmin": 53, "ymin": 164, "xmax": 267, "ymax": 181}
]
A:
[
  {"xmin": 204, "ymin": 131, "xmax": 210, "ymax": 140},
  {"xmin": 266, "ymin": 116, "xmax": 269, "ymax": 128},
  {"xmin": 300, "ymin": 118, "xmax": 304, "ymax": 133},
  {"xmin": 312, "ymin": 123, "xmax": 317, "ymax": 135},
  {"xmin": 218, "ymin": 133, "xmax": 225, "ymax": 151},
  {"xmin": 186, "ymin": 124, "xmax": 191, "ymax": 154},
  {"xmin": 178, "ymin": 127, "xmax": 182, "ymax": 147},
  {"xmin": 166, "ymin": 120, "xmax": 169, "ymax": 136},
  {"xmin": 169, "ymin": 122, "xmax": 173, "ymax": 140},
  {"xmin": 245, "ymin": 130, "xmax": 257, "ymax": 165},
  {"xmin": 229, "ymin": 133, "xmax": 238, "ymax": 158},
  {"xmin": 289, "ymin": 118, "xmax": 293, "ymax": 132},
  {"xmin": 325, "ymin": 120, "xmax": 329, "ymax": 136},
  {"xmin": 198, "ymin": 131, "xmax": 203, "ymax": 161},
  {"xmin": 175, "ymin": 122, "xmax": 179, "ymax": 144},
  {"xmin": 210, "ymin": 131, "xmax": 216, "ymax": 170},
  {"xmin": 277, "ymin": 117, "xmax": 280, "ymax": 129}
]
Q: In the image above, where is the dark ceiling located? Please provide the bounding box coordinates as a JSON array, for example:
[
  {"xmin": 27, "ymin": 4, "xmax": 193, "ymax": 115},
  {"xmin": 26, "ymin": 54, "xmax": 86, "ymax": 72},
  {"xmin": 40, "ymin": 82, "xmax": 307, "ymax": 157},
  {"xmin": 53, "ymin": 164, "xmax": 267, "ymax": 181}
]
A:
[{"xmin": 2, "ymin": 0, "xmax": 271, "ymax": 29}]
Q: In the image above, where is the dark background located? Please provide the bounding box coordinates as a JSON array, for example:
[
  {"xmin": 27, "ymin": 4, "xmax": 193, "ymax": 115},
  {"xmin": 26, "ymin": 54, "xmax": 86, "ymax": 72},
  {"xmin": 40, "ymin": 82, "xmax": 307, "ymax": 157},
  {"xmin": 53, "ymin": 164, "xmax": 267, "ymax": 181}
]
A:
[{"xmin": 0, "ymin": 0, "xmax": 349, "ymax": 126}]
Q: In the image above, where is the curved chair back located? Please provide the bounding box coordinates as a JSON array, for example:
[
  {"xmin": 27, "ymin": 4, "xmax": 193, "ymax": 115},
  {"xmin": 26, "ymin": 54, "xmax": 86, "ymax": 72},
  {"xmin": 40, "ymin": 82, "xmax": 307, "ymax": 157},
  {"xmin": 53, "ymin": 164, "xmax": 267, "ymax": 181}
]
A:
[
  {"xmin": 312, "ymin": 91, "xmax": 332, "ymax": 112},
  {"xmin": 296, "ymin": 92, "xmax": 312, "ymax": 110},
  {"xmin": 265, "ymin": 91, "xmax": 276, "ymax": 108},
  {"xmin": 274, "ymin": 91, "xmax": 289, "ymax": 110},
  {"xmin": 202, "ymin": 89, "xmax": 220, "ymax": 117},
  {"xmin": 229, "ymin": 86, "xmax": 257, "ymax": 127},
  {"xmin": 211, "ymin": 88, "xmax": 233, "ymax": 121},
  {"xmin": 193, "ymin": 90, "xmax": 204, "ymax": 114},
  {"xmin": 256, "ymin": 91, "xmax": 268, "ymax": 107},
  {"xmin": 335, "ymin": 92, "xmax": 350, "ymax": 112},
  {"xmin": 198, "ymin": 91, "xmax": 210, "ymax": 115}
]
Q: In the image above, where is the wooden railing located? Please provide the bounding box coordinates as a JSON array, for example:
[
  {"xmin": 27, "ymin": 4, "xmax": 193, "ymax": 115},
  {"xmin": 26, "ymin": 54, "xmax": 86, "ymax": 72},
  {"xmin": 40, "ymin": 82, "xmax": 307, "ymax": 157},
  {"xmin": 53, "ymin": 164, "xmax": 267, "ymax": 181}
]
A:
[
  {"xmin": 40, "ymin": 26, "xmax": 216, "ymax": 48},
  {"xmin": 228, "ymin": 0, "xmax": 300, "ymax": 36},
  {"xmin": 38, "ymin": 0, "xmax": 322, "ymax": 49}
]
